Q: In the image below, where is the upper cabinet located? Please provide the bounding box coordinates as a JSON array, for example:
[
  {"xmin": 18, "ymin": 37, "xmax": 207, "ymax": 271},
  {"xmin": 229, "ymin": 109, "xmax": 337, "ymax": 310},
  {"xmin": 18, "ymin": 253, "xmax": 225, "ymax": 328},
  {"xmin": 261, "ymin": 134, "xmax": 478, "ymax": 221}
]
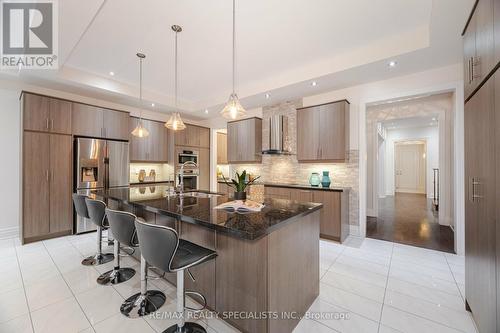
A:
[
  {"xmin": 72, "ymin": 103, "xmax": 129, "ymax": 140},
  {"xmin": 129, "ymin": 117, "xmax": 169, "ymax": 162},
  {"xmin": 463, "ymin": 0, "xmax": 498, "ymax": 101},
  {"xmin": 217, "ymin": 132, "xmax": 228, "ymax": 164},
  {"xmin": 174, "ymin": 124, "xmax": 210, "ymax": 148},
  {"xmin": 23, "ymin": 93, "xmax": 72, "ymax": 134},
  {"xmin": 297, "ymin": 100, "xmax": 350, "ymax": 163},
  {"xmin": 227, "ymin": 117, "xmax": 262, "ymax": 164}
]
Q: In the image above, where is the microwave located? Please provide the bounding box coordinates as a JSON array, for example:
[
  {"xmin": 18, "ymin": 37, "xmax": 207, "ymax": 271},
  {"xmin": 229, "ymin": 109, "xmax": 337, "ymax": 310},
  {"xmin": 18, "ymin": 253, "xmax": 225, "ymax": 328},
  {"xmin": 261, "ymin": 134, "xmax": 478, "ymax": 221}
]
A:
[{"xmin": 178, "ymin": 150, "xmax": 199, "ymax": 166}]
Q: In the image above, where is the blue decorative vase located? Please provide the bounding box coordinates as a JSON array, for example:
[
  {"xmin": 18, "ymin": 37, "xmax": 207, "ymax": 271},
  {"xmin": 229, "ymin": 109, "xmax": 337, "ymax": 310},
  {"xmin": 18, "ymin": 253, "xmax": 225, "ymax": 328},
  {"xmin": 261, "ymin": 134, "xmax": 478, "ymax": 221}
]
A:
[
  {"xmin": 321, "ymin": 171, "xmax": 331, "ymax": 188},
  {"xmin": 309, "ymin": 173, "xmax": 320, "ymax": 187}
]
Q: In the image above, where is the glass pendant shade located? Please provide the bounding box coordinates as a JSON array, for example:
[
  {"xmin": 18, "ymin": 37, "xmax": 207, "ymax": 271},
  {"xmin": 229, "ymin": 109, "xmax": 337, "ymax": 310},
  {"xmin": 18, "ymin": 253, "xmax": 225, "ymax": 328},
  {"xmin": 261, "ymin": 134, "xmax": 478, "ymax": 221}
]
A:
[
  {"xmin": 131, "ymin": 120, "xmax": 149, "ymax": 137},
  {"xmin": 165, "ymin": 112, "xmax": 186, "ymax": 131},
  {"xmin": 221, "ymin": 93, "xmax": 246, "ymax": 120}
]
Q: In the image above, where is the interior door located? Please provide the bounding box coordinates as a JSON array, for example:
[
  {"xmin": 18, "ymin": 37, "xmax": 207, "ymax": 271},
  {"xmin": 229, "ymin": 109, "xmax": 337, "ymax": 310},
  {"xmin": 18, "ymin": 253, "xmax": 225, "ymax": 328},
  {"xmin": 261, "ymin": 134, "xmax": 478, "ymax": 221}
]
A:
[
  {"xmin": 49, "ymin": 134, "xmax": 73, "ymax": 233},
  {"xmin": 395, "ymin": 143, "xmax": 425, "ymax": 193},
  {"xmin": 23, "ymin": 132, "xmax": 50, "ymax": 238}
]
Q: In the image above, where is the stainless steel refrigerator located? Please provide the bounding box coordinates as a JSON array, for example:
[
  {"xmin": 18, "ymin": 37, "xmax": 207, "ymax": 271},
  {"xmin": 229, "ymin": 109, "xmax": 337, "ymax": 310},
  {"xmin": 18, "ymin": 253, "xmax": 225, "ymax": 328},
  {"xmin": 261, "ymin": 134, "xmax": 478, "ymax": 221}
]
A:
[{"xmin": 75, "ymin": 138, "xmax": 129, "ymax": 234}]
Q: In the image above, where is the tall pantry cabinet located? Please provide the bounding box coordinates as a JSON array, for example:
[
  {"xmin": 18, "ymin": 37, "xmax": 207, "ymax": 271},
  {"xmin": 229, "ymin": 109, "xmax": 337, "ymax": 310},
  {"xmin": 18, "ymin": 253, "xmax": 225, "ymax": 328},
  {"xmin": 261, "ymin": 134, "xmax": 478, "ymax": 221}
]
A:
[{"xmin": 463, "ymin": 0, "xmax": 500, "ymax": 332}]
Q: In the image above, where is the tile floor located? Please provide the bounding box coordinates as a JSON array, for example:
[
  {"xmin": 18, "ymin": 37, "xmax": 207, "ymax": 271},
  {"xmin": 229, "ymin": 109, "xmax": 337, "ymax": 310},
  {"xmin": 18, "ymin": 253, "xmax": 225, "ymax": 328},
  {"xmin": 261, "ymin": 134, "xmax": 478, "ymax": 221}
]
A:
[{"xmin": 0, "ymin": 233, "xmax": 476, "ymax": 333}]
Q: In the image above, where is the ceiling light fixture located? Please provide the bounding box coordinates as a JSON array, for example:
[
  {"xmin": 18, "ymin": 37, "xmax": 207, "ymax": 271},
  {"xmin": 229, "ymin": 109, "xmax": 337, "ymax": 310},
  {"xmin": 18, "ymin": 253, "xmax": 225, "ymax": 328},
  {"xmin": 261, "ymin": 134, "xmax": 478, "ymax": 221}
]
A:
[
  {"xmin": 205, "ymin": 109, "xmax": 209, "ymax": 114},
  {"xmin": 109, "ymin": 71, "xmax": 115, "ymax": 76},
  {"xmin": 265, "ymin": 93, "xmax": 271, "ymax": 99},
  {"xmin": 311, "ymin": 81, "xmax": 317, "ymax": 87},
  {"xmin": 165, "ymin": 25, "xmax": 186, "ymax": 131},
  {"xmin": 220, "ymin": 0, "xmax": 246, "ymax": 120},
  {"xmin": 388, "ymin": 61, "xmax": 398, "ymax": 68},
  {"xmin": 151, "ymin": 103, "xmax": 155, "ymax": 107},
  {"xmin": 131, "ymin": 53, "xmax": 150, "ymax": 138}
]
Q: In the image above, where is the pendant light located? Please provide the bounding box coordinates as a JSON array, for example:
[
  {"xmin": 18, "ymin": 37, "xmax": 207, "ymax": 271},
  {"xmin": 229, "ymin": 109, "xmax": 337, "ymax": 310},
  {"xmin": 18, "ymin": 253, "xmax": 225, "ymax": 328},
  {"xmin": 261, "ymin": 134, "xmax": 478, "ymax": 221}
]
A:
[
  {"xmin": 220, "ymin": 0, "xmax": 246, "ymax": 120},
  {"xmin": 165, "ymin": 25, "xmax": 186, "ymax": 131},
  {"xmin": 131, "ymin": 53, "xmax": 150, "ymax": 137}
]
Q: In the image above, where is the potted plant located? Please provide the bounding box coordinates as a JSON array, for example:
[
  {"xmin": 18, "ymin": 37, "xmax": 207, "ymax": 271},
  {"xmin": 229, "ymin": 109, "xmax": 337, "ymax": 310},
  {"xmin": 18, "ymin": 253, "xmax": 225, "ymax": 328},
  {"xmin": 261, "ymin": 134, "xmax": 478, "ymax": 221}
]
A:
[{"xmin": 222, "ymin": 170, "xmax": 260, "ymax": 201}]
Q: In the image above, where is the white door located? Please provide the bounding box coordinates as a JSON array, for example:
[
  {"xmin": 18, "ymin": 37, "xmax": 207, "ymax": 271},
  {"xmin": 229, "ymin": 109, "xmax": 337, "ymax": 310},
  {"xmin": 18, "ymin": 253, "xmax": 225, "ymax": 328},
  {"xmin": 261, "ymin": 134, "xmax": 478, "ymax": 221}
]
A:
[{"xmin": 395, "ymin": 143, "xmax": 425, "ymax": 193}]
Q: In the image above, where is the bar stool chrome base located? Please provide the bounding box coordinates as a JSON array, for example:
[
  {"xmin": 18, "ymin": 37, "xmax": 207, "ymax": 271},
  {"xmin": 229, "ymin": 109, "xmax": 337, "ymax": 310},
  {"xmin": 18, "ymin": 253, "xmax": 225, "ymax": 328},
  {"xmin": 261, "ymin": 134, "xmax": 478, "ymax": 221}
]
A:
[
  {"xmin": 97, "ymin": 267, "xmax": 135, "ymax": 285},
  {"xmin": 120, "ymin": 290, "xmax": 166, "ymax": 318},
  {"xmin": 163, "ymin": 322, "xmax": 207, "ymax": 333},
  {"xmin": 81, "ymin": 253, "xmax": 114, "ymax": 266}
]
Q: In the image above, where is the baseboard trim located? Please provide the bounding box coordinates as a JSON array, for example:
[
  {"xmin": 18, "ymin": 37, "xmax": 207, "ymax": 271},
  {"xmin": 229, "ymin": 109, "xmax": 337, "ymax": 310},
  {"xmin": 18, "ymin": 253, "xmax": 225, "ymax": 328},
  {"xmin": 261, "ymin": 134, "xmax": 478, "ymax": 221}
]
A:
[{"xmin": 0, "ymin": 226, "xmax": 19, "ymax": 240}]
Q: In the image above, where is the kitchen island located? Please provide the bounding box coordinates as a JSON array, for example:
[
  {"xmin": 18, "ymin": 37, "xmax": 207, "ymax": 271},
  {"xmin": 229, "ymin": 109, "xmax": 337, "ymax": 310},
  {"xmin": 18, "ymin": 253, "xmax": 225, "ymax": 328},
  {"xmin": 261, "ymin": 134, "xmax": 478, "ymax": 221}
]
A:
[{"xmin": 92, "ymin": 185, "xmax": 322, "ymax": 333}]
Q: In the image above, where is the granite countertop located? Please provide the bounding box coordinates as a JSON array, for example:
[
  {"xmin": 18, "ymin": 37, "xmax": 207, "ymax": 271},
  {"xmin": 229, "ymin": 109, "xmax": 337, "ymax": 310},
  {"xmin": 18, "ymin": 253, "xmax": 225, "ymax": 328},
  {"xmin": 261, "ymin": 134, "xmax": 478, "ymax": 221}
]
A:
[
  {"xmin": 217, "ymin": 179, "xmax": 350, "ymax": 192},
  {"xmin": 92, "ymin": 185, "xmax": 322, "ymax": 241}
]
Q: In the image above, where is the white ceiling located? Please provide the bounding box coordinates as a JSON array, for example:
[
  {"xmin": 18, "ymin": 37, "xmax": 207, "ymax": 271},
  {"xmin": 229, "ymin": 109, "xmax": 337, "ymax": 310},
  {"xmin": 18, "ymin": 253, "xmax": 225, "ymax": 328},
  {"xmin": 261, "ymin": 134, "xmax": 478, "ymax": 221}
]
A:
[
  {"xmin": 383, "ymin": 116, "xmax": 438, "ymax": 131},
  {"xmin": 1, "ymin": 0, "xmax": 475, "ymax": 120}
]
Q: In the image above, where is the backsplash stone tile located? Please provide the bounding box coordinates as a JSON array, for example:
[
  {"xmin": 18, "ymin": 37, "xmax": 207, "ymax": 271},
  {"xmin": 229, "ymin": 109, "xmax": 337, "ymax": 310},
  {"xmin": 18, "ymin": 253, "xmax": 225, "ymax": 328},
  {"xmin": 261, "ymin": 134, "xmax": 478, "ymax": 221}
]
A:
[{"xmin": 229, "ymin": 100, "xmax": 359, "ymax": 228}]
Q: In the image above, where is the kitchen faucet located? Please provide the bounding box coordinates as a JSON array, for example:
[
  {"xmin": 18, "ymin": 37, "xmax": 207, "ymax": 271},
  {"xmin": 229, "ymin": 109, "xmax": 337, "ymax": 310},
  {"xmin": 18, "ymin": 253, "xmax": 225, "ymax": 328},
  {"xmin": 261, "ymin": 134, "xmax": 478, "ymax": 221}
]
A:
[{"xmin": 178, "ymin": 161, "xmax": 198, "ymax": 196}]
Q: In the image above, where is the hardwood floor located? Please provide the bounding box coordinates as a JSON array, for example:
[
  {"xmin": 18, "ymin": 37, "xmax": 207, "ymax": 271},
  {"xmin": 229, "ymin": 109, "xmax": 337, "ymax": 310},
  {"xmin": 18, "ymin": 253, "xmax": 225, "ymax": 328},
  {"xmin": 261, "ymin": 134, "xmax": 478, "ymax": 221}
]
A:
[{"xmin": 367, "ymin": 193, "xmax": 455, "ymax": 253}]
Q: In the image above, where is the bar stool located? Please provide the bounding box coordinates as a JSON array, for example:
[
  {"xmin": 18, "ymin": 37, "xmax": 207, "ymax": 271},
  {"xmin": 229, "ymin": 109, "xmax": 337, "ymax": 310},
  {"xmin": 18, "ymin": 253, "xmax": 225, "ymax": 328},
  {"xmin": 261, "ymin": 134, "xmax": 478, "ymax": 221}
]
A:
[
  {"xmin": 96, "ymin": 209, "xmax": 138, "ymax": 285},
  {"xmin": 82, "ymin": 198, "xmax": 114, "ymax": 266},
  {"xmin": 132, "ymin": 219, "xmax": 217, "ymax": 333}
]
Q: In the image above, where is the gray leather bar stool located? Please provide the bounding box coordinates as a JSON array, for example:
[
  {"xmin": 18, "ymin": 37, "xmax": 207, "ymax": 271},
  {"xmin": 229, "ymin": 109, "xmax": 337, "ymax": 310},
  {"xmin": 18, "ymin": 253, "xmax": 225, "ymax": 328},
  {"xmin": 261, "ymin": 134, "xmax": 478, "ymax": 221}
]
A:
[
  {"xmin": 96, "ymin": 209, "xmax": 138, "ymax": 285},
  {"xmin": 82, "ymin": 198, "xmax": 114, "ymax": 266},
  {"xmin": 132, "ymin": 219, "xmax": 217, "ymax": 333}
]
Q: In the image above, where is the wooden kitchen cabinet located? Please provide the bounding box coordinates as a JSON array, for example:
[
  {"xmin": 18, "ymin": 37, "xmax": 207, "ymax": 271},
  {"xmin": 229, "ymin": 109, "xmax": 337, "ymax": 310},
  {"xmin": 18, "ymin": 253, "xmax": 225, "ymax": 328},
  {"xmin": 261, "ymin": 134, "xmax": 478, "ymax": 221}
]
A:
[
  {"xmin": 313, "ymin": 191, "xmax": 342, "ymax": 241},
  {"xmin": 227, "ymin": 117, "xmax": 262, "ymax": 163},
  {"xmin": 217, "ymin": 132, "xmax": 228, "ymax": 164},
  {"xmin": 264, "ymin": 186, "xmax": 291, "ymax": 200},
  {"xmin": 103, "ymin": 109, "xmax": 130, "ymax": 141},
  {"xmin": 199, "ymin": 147, "xmax": 210, "ymax": 191},
  {"xmin": 297, "ymin": 100, "xmax": 349, "ymax": 162},
  {"xmin": 22, "ymin": 132, "xmax": 73, "ymax": 242},
  {"xmin": 49, "ymin": 134, "xmax": 73, "ymax": 233},
  {"xmin": 72, "ymin": 103, "xmax": 104, "ymax": 138},
  {"xmin": 290, "ymin": 189, "xmax": 313, "ymax": 202},
  {"xmin": 23, "ymin": 93, "xmax": 72, "ymax": 134},
  {"xmin": 174, "ymin": 124, "xmax": 210, "ymax": 148},
  {"xmin": 463, "ymin": 0, "xmax": 497, "ymax": 101},
  {"xmin": 129, "ymin": 117, "xmax": 169, "ymax": 162}
]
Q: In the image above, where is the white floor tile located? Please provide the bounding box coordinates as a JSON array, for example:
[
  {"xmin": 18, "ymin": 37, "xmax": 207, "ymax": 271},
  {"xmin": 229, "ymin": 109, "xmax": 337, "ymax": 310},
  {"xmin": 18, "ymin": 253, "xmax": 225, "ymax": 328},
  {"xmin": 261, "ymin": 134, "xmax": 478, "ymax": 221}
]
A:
[
  {"xmin": 111, "ymin": 270, "xmax": 141, "ymax": 299},
  {"xmin": 386, "ymin": 278, "xmax": 465, "ymax": 311},
  {"xmin": 319, "ymin": 283, "xmax": 382, "ymax": 321},
  {"xmin": 93, "ymin": 313, "xmax": 155, "ymax": 333},
  {"xmin": 24, "ymin": 275, "xmax": 73, "ymax": 311},
  {"xmin": 384, "ymin": 290, "xmax": 476, "ymax": 333},
  {"xmin": 321, "ymin": 271, "xmax": 385, "ymax": 303},
  {"xmin": 308, "ymin": 298, "xmax": 379, "ymax": 333},
  {"xmin": 0, "ymin": 270, "xmax": 23, "ymax": 294},
  {"xmin": 0, "ymin": 314, "xmax": 33, "ymax": 333},
  {"xmin": 335, "ymin": 254, "xmax": 389, "ymax": 276},
  {"xmin": 341, "ymin": 247, "xmax": 392, "ymax": 266},
  {"xmin": 0, "ymin": 288, "xmax": 29, "ymax": 323},
  {"xmin": 63, "ymin": 267, "xmax": 103, "ymax": 295},
  {"xmin": 293, "ymin": 318, "xmax": 337, "ymax": 333},
  {"xmin": 75, "ymin": 286, "xmax": 124, "ymax": 325},
  {"xmin": 389, "ymin": 267, "xmax": 461, "ymax": 296},
  {"xmin": 31, "ymin": 297, "xmax": 91, "ymax": 333},
  {"xmin": 328, "ymin": 262, "xmax": 387, "ymax": 288},
  {"xmin": 390, "ymin": 259, "xmax": 455, "ymax": 283},
  {"xmin": 206, "ymin": 316, "xmax": 241, "ymax": 333},
  {"xmin": 381, "ymin": 306, "xmax": 465, "ymax": 333}
]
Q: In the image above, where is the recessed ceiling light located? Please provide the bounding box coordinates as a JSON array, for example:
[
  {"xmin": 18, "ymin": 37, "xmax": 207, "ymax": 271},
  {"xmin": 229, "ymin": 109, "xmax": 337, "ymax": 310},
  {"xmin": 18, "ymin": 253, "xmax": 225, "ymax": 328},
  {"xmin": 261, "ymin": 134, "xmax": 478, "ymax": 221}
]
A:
[
  {"xmin": 432, "ymin": 117, "xmax": 436, "ymax": 121},
  {"xmin": 311, "ymin": 81, "xmax": 317, "ymax": 87},
  {"xmin": 205, "ymin": 109, "xmax": 209, "ymax": 114},
  {"xmin": 151, "ymin": 103, "xmax": 155, "ymax": 107},
  {"xmin": 109, "ymin": 71, "xmax": 115, "ymax": 76},
  {"xmin": 265, "ymin": 93, "xmax": 271, "ymax": 99},
  {"xmin": 388, "ymin": 61, "xmax": 397, "ymax": 68}
]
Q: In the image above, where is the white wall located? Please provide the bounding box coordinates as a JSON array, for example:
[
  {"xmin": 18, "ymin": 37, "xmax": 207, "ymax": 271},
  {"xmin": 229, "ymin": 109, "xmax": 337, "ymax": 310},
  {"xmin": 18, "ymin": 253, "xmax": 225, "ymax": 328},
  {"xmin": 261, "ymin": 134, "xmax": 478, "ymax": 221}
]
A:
[
  {"xmin": 0, "ymin": 89, "xmax": 21, "ymax": 239},
  {"xmin": 385, "ymin": 126, "xmax": 439, "ymax": 198}
]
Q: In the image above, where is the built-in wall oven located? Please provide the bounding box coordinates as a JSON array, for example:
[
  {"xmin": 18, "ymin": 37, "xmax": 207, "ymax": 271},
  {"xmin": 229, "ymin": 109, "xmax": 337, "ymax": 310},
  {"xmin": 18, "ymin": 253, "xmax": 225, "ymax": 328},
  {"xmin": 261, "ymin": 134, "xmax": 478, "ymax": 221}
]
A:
[
  {"xmin": 177, "ymin": 169, "xmax": 199, "ymax": 191},
  {"xmin": 178, "ymin": 150, "xmax": 198, "ymax": 165}
]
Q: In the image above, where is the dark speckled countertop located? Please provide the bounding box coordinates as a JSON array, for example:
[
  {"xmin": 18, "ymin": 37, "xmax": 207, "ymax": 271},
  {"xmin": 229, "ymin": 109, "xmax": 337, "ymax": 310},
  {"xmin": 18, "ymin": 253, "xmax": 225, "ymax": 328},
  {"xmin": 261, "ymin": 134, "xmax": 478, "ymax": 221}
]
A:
[{"xmin": 92, "ymin": 185, "xmax": 322, "ymax": 241}]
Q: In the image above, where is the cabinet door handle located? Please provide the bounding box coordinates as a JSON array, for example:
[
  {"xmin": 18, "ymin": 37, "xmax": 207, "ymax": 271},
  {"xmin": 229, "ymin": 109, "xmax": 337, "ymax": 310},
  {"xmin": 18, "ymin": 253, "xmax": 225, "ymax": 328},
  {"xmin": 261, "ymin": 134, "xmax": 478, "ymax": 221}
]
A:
[
  {"xmin": 471, "ymin": 56, "xmax": 481, "ymax": 80},
  {"xmin": 51, "ymin": 119, "xmax": 54, "ymax": 130},
  {"xmin": 46, "ymin": 118, "xmax": 49, "ymax": 130},
  {"xmin": 46, "ymin": 170, "xmax": 49, "ymax": 182}
]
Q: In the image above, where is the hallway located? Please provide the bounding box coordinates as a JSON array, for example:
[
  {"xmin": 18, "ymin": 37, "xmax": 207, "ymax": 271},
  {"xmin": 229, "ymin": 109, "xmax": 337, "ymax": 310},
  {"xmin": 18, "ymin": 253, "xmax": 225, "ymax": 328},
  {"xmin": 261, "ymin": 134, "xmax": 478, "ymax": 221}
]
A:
[{"xmin": 367, "ymin": 193, "xmax": 454, "ymax": 253}]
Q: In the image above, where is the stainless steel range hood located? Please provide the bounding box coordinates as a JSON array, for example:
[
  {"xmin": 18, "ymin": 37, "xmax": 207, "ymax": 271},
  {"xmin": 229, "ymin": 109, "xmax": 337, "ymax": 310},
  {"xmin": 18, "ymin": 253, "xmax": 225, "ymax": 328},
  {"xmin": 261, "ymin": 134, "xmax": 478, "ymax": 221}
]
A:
[{"xmin": 262, "ymin": 115, "xmax": 291, "ymax": 155}]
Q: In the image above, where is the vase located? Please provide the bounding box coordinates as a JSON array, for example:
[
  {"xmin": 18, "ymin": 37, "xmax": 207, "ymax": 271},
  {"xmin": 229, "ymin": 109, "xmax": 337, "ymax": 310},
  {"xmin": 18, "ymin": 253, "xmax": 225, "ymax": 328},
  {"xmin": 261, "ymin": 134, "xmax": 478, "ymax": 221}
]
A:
[
  {"xmin": 234, "ymin": 191, "xmax": 247, "ymax": 200},
  {"xmin": 309, "ymin": 173, "xmax": 320, "ymax": 187},
  {"xmin": 321, "ymin": 171, "xmax": 331, "ymax": 188}
]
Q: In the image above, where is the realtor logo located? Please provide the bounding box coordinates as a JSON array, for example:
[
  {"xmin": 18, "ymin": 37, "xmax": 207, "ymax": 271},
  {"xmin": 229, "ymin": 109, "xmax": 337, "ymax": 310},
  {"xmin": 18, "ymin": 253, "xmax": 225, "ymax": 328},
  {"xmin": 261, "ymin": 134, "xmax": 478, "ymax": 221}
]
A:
[{"xmin": 1, "ymin": 0, "xmax": 58, "ymax": 69}]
